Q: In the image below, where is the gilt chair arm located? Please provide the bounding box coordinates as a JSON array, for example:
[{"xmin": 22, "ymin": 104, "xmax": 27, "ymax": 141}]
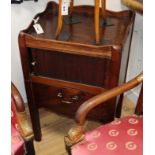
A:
[
  {"xmin": 121, "ymin": 0, "xmax": 143, "ymax": 14},
  {"xmin": 11, "ymin": 83, "xmax": 34, "ymax": 141},
  {"xmin": 65, "ymin": 73, "xmax": 143, "ymax": 146},
  {"xmin": 76, "ymin": 73, "xmax": 143, "ymax": 126},
  {"xmin": 11, "ymin": 83, "xmax": 25, "ymax": 112}
]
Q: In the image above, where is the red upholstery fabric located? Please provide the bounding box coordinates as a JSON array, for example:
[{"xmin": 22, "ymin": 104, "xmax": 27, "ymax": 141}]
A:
[
  {"xmin": 72, "ymin": 116, "xmax": 143, "ymax": 155},
  {"xmin": 11, "ymin": 98, "xmax": 24, "ymax": 155}
]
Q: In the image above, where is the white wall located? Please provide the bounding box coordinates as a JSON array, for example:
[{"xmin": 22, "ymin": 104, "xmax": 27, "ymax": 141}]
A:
[
  {"xmin": 11, "ymin": 0, "xmax": 143, "ymax": 103},
  {"xmin": 11, "ymin": 0, "xmax": 54, "ymax": 102},
  {"xmin": 126, "ymin": 13, "xmax": 143, "ymax": 103}
]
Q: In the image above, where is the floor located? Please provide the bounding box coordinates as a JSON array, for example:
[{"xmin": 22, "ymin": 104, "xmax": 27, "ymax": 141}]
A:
[{"xmin": 33, "ymin": 97, "xmax": 135, "ymax": 155}]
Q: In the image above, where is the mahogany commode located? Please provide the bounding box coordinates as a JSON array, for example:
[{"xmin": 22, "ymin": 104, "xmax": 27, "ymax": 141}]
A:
[{"xmin": 18, "ymin": 2, "xmax": 135, "ymax": 141}]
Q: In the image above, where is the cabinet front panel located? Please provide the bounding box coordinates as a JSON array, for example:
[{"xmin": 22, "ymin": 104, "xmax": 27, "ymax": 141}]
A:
[
  {"xmin": 31, "ymin": 49, "xmax": 112, "ymax": 88},
  {"xmin": 32, "ymin": 83, "xmax": 115, "ymax": 123}
]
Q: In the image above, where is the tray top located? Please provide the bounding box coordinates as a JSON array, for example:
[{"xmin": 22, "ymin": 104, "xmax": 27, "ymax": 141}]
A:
[{"xmin": 23, "ymin": 2, "xmax": 134, "ymax": 47}]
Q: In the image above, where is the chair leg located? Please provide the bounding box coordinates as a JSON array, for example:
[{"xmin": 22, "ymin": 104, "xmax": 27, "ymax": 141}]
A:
[
  {"xmin": 116, "ymin": 94, "xmax": 124, "ymax": 118},
  {"xmin": 65, "ymin": 144, "xmax": 72, "ymax": 155},
  {"xmin": 94, "ymin": 0, "xmax": 100, "ymax": 45},
  {"xmin": 101, "ymin": 0, "xmax": 106, "ymax": 21},
  {"xmin": 69, "ymin": 0, "xmax": 74, "ymax": 17},
  {"xmin": 64, "ymin": 136, "xmax": 72, "ymax": 155},
  {"xmin": 25, "ymin": 139, "xmax": 35, "ymax": 155},
  {"xmin": 135, "ymin": 85, "xmax": 143, "ymax": 115},
  {"xmin": 55, "ymin": 0, "xmax": 63, "ymax": 39}
]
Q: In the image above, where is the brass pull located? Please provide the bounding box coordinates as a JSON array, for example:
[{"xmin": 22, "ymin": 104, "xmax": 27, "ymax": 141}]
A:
[
  {"xmin": 71, "ymin": 95, "xmax": 79, "ymax": 101},
  {"xmin": 57, "ymin": 92, "xmax": 63, "ymax": 98},
  {"xmin": 61, "ymin": 100, "xmax": 73, "ymax": 104},
  {"xmin": 57, "ymin": 92, "xmax": 80, "ymax": 104},
  {"xmin": 31, "ymin": 61, "xmax": 37, "ymax": 66}
]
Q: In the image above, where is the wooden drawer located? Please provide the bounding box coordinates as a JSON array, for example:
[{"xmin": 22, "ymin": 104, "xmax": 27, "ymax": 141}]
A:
[
  {"xmin": 30, "ymin": 49, "xmax": 111, "ymax": 88},
  {"xmin": 33, "ymin": 83, "xmax": 92, "ymax": 111},
  {"xmin": 32, "ymin": 82, "xmax": 115, "ymax": 122}
]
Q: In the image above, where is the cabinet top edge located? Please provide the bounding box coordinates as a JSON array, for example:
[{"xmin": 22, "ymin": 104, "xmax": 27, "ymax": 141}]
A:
[{"xmin": 19, "ymin": 1, "xmax": 135, "ymax": 48}]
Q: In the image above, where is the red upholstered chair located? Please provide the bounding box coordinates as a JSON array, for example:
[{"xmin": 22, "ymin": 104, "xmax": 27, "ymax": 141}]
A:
[
  {"xmin": 11, "ymin": 83, "xmax": 35, "ymax": 155},
  {"xmin": 64, "ymin": 73, "xmax": 143, "ymax": 155}
]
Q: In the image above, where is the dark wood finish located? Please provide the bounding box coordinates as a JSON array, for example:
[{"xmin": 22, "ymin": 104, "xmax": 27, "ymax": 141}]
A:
[
  {"xmin": 18, "ymin": 1, "xmax": 135, "ymax": 140},
  {"xmin": 135, "ymin": 84, "xmax": 143, "ymax": 115},
  {"xmin": 31, "ymin": 75, "xmax": 105, "ymax": 94},
  {"xmin": 19, "ymin": 33, "xmax": 41, "ymax": 141},
  {"xmin": 115, "ymin": 94, "xmax": 124, "ymax": 117},
  {"xmin": 25, "ymin": 139, "xmax": 35, "ymax": 155}
]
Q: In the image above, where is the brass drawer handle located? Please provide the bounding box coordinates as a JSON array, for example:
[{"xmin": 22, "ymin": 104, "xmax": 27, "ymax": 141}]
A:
[
  {"xmin": 61, "ymin": 100, "xmax": 73, "ymax": 104},
  {"xmin": 57, "ymin": 92, "xmax": 80, "ymax": 104},
  {"xmin": 31, "ymin": 61, "xmax": 37, "ymax": 66},
  {"xmin": 71, "ymin": 95, "xmax": 79, "ymax": 101},
  {"xmin": 57, "ymin": 92, "xmax": 63, "ymax": 98}
]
